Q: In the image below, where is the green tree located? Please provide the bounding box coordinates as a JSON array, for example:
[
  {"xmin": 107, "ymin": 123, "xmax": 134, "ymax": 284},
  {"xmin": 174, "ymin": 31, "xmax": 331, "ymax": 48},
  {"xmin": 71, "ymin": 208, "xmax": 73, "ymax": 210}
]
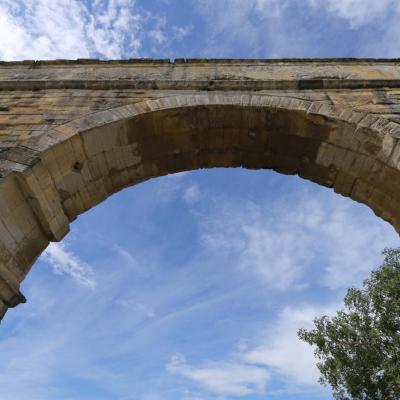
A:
[{"xmin": 298, "ymin": 248, "xmax": 400, "ymax": 400}]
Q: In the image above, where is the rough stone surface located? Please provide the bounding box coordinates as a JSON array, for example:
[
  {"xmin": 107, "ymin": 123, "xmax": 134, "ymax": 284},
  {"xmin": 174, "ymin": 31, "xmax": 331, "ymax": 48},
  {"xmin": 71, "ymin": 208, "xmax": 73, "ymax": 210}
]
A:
[{"xmin": 1, "ymin": 58, "xmax": 400, "ymax": 320}]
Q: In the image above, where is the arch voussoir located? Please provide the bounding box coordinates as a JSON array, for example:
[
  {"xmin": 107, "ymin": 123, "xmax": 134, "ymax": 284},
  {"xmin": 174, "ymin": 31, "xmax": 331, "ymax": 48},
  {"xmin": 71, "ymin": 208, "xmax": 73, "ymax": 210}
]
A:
[{"xmin": 37, "ymin": 94, "xmax": 400, "ymax": 229}]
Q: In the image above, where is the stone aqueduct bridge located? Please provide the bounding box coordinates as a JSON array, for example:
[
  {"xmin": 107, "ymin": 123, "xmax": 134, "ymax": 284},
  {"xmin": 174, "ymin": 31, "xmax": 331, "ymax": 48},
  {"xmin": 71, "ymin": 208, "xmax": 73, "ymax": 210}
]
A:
[{"xmin": 1, "ymin": 58, "xmax": 400, "ymax": 320}]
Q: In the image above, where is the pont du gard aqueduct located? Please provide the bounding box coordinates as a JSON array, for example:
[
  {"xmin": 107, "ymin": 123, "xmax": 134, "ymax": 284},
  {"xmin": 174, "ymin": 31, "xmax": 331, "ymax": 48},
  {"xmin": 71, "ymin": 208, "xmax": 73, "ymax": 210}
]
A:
[{"xmin": 1, "ymin": 58, "xmax": 400, "ymax": 320}]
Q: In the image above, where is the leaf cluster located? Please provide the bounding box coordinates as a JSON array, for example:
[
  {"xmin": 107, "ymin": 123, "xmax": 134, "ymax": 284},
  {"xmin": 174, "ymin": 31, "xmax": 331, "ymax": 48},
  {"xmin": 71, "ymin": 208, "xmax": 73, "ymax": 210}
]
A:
[{"xmin": 298, "ymin": 248, "xmax": 400, "ymax": 399}]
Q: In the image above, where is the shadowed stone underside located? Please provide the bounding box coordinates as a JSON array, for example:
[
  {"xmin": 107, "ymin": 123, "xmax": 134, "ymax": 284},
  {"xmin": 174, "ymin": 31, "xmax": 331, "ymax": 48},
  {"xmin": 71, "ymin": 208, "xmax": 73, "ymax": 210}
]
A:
[{"xmin": 1, "ymin": 58, "xmax": 400, "ymax": 320}]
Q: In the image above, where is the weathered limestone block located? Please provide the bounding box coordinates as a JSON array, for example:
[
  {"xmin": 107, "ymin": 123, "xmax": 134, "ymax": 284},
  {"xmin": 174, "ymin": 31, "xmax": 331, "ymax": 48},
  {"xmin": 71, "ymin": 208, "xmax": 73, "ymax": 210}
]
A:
[{"xmin": 0, "ymin": 58, "xmax": 400, "ymax": 321}]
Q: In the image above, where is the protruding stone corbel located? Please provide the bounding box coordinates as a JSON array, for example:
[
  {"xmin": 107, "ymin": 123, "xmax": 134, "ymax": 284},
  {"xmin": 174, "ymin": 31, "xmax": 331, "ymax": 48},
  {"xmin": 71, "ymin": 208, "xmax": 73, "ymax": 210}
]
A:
[{"xmin": 0, "ymin": 266, "xmax": 26, "ymax": 322}]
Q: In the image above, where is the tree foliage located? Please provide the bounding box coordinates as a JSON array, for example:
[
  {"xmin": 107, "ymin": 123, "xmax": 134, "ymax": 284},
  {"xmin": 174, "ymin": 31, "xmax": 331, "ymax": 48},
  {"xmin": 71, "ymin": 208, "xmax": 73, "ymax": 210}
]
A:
[{"xmin": 298, "ymin": 248, "xmax": 400, "ymax": 400}]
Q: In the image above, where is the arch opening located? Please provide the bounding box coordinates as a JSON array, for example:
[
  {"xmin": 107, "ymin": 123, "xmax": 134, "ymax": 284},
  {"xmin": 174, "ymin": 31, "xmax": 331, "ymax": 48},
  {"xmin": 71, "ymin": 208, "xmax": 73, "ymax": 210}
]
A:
[{"xmin": 4, "ymin": 165, "xmax": 400, "ymax": 398}]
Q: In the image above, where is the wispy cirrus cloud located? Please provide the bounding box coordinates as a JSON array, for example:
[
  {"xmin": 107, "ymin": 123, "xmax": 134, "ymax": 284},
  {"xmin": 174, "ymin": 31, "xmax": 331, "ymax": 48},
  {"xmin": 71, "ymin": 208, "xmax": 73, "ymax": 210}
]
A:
[
  {"xmin": 307, "ymin": 0, "xmax": 397, "ymax": 28},
  {"xmin": 167, "ymin": 354, "xmax": 270, "ymax": 397},
  {"xmin": 167, "ymin": 303, "xmax": 336, "ymax": 397},
  {"xmin": 42, "ymin": 242, "xmax": 96, "ymax": 289},
  {"xmin": 194, "ymin": 0, "xmax": 400, "ymax": 57},
  {"xmin": 199, "ymin": 187, "xmax": 398, "ymax": 290},
  {"xmin": 242, "ymin": 304, "xmax": 335, "ymax": 387},
  {"xmin": 183, "ymin": 184, "xmax": 201, "ymax": 205}
]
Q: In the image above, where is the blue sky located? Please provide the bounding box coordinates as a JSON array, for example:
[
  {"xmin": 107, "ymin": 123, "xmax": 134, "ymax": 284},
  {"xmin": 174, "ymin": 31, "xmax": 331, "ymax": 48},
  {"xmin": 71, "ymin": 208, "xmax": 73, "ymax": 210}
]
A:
[{"xmin": 0, "ymin": 1, "xmax": 400, "ymax": 399}]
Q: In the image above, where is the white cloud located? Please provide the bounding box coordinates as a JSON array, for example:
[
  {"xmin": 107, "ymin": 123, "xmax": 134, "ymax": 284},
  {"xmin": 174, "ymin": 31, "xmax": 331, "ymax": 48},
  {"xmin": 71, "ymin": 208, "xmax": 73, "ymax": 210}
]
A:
[
  {"xmin": 199, "ymin": 0, "xmax": 397, "ymax": 29},
  {"xmin": 42, "ymin": 242, "xmax": 96, "ymax": 288},
  {"xmin": 0, "ymin": 0, "xmax": 141, "ymax": 60},
  {"xmin": 155, "ymin": 172, "xmax": 193, "ymax": 203},
  {"xmin": 149, "ymin": 29, "xmax": 168, "ymax": 45},
  {"xmin": 200, "ymin": 200, "xmax": 312, "ymax": 290},
  {"xmin": 183, "ymin": 184, "xmax": 201, "ymax": 204},
  {"xmin": 172, "ymin": 25, "xmax": 193, "ymax": 40},
  {"xmin": 167, "ymin": 354, "xmax": 270, "ymax": 397},
  {"xmin": 0, "ymin": 0, "xmax": 195, "ymax": 61},
  {"xmin": 195, "ymin": 0, "xmax": 400, "ymax": 57},
  {"xmin": 307, "ymin": 0, "xmax": 396, "ymax": 28},
  {"xmin": 114, "ymin": 298, "xmax": 156, "ymax": 318},
  {"xmin": 167, "ymin": 302, "xmax": 338, "ymax": 397},
  {"xmin": 316, "ymin": 203, "xmax": 397, "ymax": 289},
  {"xmin": 253, "ymin": 0, "xmax": 289, "ymax": 17},
  {"xmin": 243, "ymin": 305, "xmax": 335, "ymax": 387},
  {"xmin": 156, "ymin": 172, "xmax": 186, "ymax": 202},
  {"xmin": 200, "ymin": 189, "xmax": 398, "ymax": 290}
]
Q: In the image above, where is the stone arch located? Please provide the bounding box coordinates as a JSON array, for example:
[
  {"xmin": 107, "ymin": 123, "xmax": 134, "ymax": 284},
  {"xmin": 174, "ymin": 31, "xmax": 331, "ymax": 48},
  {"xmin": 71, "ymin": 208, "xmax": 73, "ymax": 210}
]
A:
[{"xmin": 1, "ymin": 92, "xmax": 400, "ymax": 318}]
